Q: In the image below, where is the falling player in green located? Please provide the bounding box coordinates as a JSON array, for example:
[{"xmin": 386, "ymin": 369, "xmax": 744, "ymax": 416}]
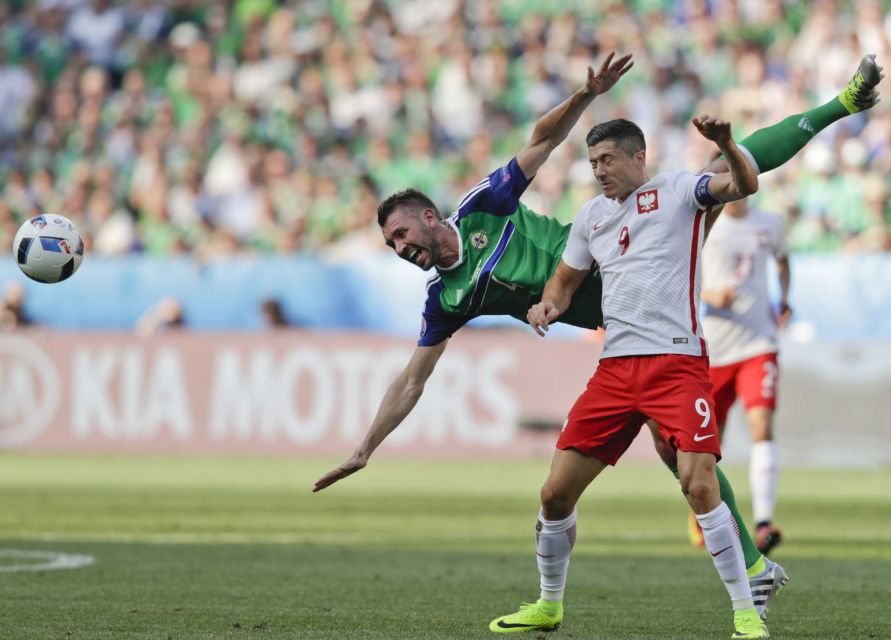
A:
[
  {"xmin": 314, "ymin": 52, "xmax": 883, "ymax": 625},
  {"xmin": 314, "ymin": 50, "xmax": 631, "ymax": 494}
]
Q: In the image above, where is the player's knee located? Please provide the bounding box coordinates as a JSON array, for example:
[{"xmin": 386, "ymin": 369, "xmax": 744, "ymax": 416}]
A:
[
  {"xmin": 682, "ymin": 476, "xmax": 716, "ymax": 506},
  {"xmin": 539, "ymin": 484, "xmax": 576, "ymax": 520}
]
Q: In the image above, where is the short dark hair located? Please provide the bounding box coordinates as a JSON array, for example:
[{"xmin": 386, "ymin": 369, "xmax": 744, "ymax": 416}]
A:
[
  {"xmin": 377, "ymin": 188, "xmax": 439, "ymax": 227},
  {"xmin": 585, "ymin": 119, "xmax": 646, "ymax": 156}
]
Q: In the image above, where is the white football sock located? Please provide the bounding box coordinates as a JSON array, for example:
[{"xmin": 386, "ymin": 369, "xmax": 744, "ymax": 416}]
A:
[
  {"xmin": 536, "ymin": 508, "xmax": 577, "ymax": 601},
  {"xmin": 696, "ymin": 502, "xmax": 753, "ymax": 611},
  {"xmin": 750, "ymin": 440, "xmax": 778, "ymax": 525}
]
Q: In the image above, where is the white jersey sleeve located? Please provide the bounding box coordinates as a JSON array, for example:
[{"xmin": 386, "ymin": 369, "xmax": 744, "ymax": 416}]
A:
[
  {"xmin": 562, "ymin": 201, "xmax": 596, "ymax": 271},
  {"xmin": 670, "ymin": 171, "xmax": 722, "ymax": 212}
]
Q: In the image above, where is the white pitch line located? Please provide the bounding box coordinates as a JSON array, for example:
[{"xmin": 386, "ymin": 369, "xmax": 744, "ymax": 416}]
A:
[{"xmin": 0, "ymin": 549, "xmax": 95, "ymax": 573}]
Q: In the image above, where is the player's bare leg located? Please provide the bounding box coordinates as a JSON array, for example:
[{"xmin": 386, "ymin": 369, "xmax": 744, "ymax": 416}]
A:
[
  {"xmin": 747, "ymin": 407, "xmax": 782, "ymax": 555},
  {"xmin": 730, "ymin": 407, "xmax": 789, "ymax": 618},
  {"xmin": 490, "ymin": 449, "xmax": 606, "ymax": 633},
  {"xmin": 649, "ymin": 421, "xmax": 751, "ymax": 554},
  {"xmin": 676, "ymin": 450, "xmax": 767, "ymax": 638},
  {"xmin": 540, "ymin": 447, "xmax": 607, "ymax": 520},
  {"xmin": 676, "ymin": 450, "xmax": 722, "ymax": 513}
]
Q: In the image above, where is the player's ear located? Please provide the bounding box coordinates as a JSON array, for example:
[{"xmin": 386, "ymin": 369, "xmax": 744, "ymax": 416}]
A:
[
  {"xmin": 634, "ymin": 149, "xmax": 646, "ymax": 168},
  {"xmin": 421, "ymin": 208, "xmax": 439, "ymax": 226}
]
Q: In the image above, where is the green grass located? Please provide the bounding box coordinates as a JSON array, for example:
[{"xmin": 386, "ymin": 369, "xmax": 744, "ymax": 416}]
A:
[{"xmin": 0, "ymin": 455, "xmax": 888, "ymax": 639}]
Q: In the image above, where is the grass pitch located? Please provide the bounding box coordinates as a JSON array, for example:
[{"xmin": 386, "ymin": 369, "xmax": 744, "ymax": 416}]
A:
[{"xmin": 0, "ymin": 455, "xmax": 888, "ymax": 639}]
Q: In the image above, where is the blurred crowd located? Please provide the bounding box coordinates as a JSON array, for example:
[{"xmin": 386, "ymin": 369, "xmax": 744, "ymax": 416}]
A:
[{"xmin": 1, "ymin": 0, "xmax": 891, "ymax": 258}]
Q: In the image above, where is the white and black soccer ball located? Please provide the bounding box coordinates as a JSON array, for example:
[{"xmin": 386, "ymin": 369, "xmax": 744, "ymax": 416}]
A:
[{"xmin": 13, "ymin": 214, "xmax": 84, "ymax": 283}]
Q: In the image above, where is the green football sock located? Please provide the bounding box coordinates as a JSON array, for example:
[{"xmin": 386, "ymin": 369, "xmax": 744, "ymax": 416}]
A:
[
  {"xmin": 737, "ymin": 97, "xmax": 849, "ymax": 174},
  {"xmin": 715, "ymin": 465, "xmax": 762, "ymax": 570},
  {"xmin": 669, "ymin": 464, "xmax": 762, "ymax": 570}
]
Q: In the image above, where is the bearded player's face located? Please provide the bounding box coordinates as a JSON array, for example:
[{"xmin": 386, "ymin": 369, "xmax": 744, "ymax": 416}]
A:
[{"xmin": 381, "ymin": 208, "xmax": 440, "ymax": 271}]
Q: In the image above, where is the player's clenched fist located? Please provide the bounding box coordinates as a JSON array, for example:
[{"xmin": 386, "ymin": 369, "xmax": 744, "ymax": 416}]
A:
[
  {"xmin": 691, "ymin": 114, "xmax": 733, "ymax": 147},
  {"xmin": 528, "ymin": 301, "xmax": 561, "ymax": 337}
]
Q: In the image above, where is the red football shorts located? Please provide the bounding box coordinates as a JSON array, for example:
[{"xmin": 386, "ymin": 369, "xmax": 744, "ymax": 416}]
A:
[
  {"xmin": 709, "ymin": 352, "xmax": 779, "ymax": 426},
  {"xmin": 557, "ymin": 354, "xmax": 721, "ymax": 465}
]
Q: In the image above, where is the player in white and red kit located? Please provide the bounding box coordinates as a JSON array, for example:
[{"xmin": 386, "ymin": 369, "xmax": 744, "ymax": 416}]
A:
[
  {"xmin": 490, "ymin": 117, "xmax": 769, "ymax": 639},
  {"xmin": 701, "ymin": 197, "xmax": 791, "ymax": 556}
]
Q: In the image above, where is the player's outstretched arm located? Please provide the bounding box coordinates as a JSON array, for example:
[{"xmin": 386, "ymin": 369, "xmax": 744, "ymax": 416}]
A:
[
  {"xmin": 515, "ymin": 52, "xmax": 633, "ymax": 179},
  {"xmin": 527, "ymin": 260, "xmax": 590, "ymax": 337},
  {"xmin": 312, "ymin": 340, "xmax": 448, "ymax": 492},
  {"xmin": 692, "ymin": 115, "xmax": 758, "ymax": 202}
]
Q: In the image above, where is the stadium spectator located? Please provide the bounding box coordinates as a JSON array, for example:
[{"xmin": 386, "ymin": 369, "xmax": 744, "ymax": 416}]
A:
[
  {"xmin": 259, "ymin": 298, "xmax": 290, "ymax": 328},
  {"xmin": 0, "ymin": 48, "xmax": 37, "ymax": 141},
  {"xmin": 135, "ymin": 297, "xmax": 186, "ymax": 336},
  {"xmin": 0, "ymin": 280, "xmax": 32, "ymax": 332},
  {"xmin": 66, "ymin": 0, "xmax": 126, "ymax": 69},
  {"xmin": 0, "ymin": 2, "xmax": 888, "ymax": 257}
]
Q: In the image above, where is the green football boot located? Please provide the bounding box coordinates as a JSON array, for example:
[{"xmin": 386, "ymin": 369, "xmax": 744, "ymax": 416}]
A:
[
  {"xmin": 750, "ymin": 557, "xmax": 790, "ymax": 620},
  {"xmin": 839, "ymin": 54, "xmax": 884, "ymax": 113}
]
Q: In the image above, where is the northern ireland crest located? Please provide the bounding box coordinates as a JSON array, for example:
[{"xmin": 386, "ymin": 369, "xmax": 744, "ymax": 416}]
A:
[{"xmin": 470, "ymin": 231, "xmax": 489, "ymax": 250}]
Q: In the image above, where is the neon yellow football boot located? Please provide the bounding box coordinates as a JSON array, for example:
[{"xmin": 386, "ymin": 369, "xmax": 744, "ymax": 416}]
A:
[
  {"xmin": 490, "ymin": 599, "xmax": 563, "ymax": 633},
  {"xmin": 732, "ymin": 607, "xmax": 770, "ymax": 639},
  {"xmin": 839, "ymin": 54, "xmax": 884, "ymax": 113}
]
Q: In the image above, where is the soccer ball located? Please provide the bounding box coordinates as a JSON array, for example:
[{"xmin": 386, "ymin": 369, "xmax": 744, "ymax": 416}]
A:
[{"xmin": 13, "ymin": 214, "xmax": 84, "ymax": 283}]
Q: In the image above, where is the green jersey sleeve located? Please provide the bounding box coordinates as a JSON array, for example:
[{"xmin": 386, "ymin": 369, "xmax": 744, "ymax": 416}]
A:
[{"xmin": 454, "ymin": 157, "xmax": 530, "ymax": 219}]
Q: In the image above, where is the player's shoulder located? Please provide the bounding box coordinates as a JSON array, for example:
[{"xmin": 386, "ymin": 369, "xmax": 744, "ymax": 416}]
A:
[
  {"xmin": 651, "ymin": 170, "xmax": 722, "ymax": 210},
  {"xmin": 426, "ymin": 273, "xmax": 444, "ymax": 292},
  {"xmin": 645, "ymin": 170, "xmax": 690, "ymax": 199},
  {"xmin": 453, "ymin": 177, "xmax": 491, "ymax": 218},
  {"xmin": 653, "ymin": 169, "xmax": 711, "ymax": 188},
  {"xmin": 654, "ymin": 169, "xmax": 687, "ymax": 182},
  {"xmin": 446, "ymin": 210, "xmax": 464, "ymax": 230},
  {"xmin": 654, "ymin": 169, "xmax": 692, "ymax": 181},
  {"xmin": 574, "ymin": 195, "xmax": 610, "ymax": 222},
  {"xmin": 453, "ymin": 157, "xmax": 528, "ymax": 220},
  {"xmin": 581, "ymin": 194, "xmax": 611, "ymax": 212}
]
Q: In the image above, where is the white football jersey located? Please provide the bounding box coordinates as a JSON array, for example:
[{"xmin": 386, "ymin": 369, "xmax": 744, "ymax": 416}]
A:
[
  {"xmin": 563, "ymin": 171, "xmax": 718, "ymax": 359},
  {"xmin": 701, "ymin": 208, "xmax": 788, "ymax": 366}
]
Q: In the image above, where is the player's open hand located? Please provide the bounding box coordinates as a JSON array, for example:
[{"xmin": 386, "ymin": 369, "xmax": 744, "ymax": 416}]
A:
[
  {"xmin": 312, "ymin": 453, "xmax": 368, "ymax": 492},
  {"xmin": 715, "ymin": 286, "xmax": 737, "ymax": 308},
  {"xmin": 777, "ymin": 301, "xmax": 793, "ymax": 327},
  {"xmin": 528, "ymin": 301, "xmax": 561, "ymax": 337},
  {"xmin": 586, "ymin": 52, "xmax": 634, "ymax": 96},
  {"xmin": 692, "ymin": 114, "xmax": 733, "ymax": 147}
]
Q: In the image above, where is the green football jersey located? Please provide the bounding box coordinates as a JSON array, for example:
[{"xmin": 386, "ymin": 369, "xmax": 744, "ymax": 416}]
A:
[{"xmin": 419, "ymin": 158, "xmax": 603, "ymax": 346}]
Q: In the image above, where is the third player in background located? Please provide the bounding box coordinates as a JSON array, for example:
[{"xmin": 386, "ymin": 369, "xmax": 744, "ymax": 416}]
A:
[{"xmin": 697, "ymin": 196, "xmax": 791, "ymax": 555}]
